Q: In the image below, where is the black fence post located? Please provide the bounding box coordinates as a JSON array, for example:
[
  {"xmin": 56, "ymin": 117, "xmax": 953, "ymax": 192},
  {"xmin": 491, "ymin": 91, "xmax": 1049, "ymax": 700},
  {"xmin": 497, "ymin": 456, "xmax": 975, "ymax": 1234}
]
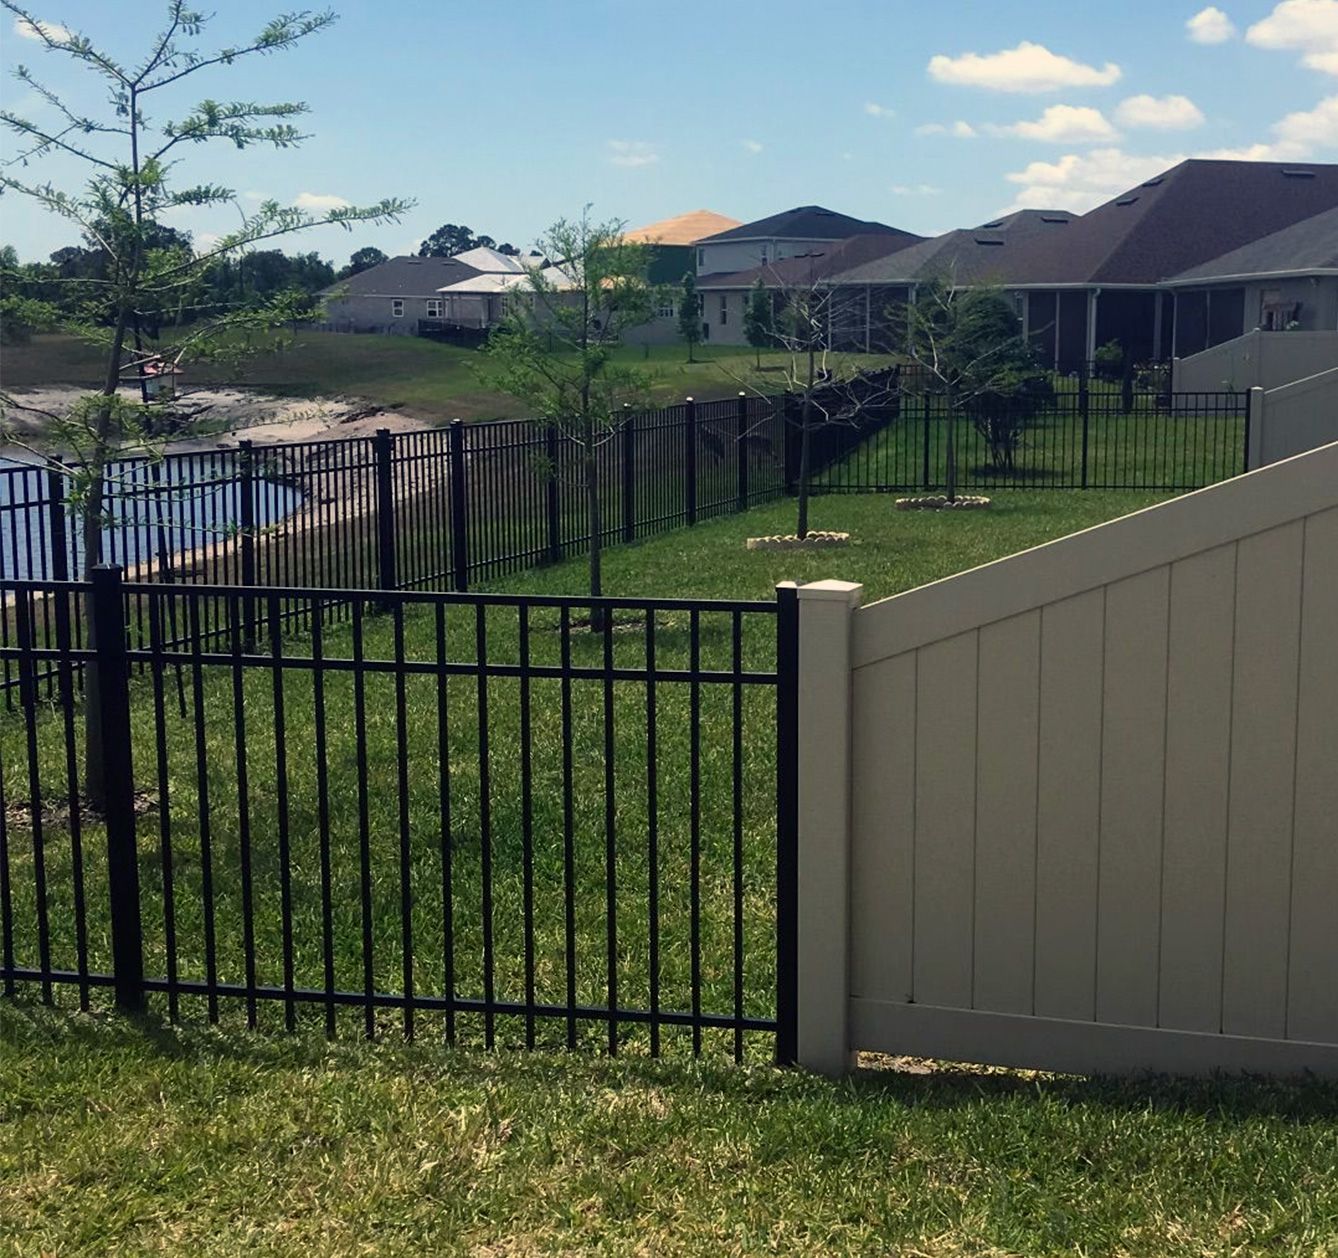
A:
[
  {"xmin": 921, "ymin": 392, "xmax": 932, "ymax": 489},
  {"xmin": 684, "ymin": 396, "xmax": 698, "ymax": 526},
  {"xmin": 1079, "ymin": 365, "xmax": 1091, "ymax": 490},
  {"xmin": 46, "ymin": 469, "xmax": 69, "ymax": 583},
  {"xmin": 621, "ymin": 407, "xmax": 636, "ymax": 544},
  {"xmin": 91, "ymin": 564, "xmax": 145, "ymax": 1014},
  {"xmin": 449, "ymin": 418, "xmax": 470, "ymax": 591},
  {"xmin": 735, "ymin": 392, "xmax": 749, "ymax": 512},
  {"xmin": 545, "ymin": 423, "xmax": 562, "ymax": 564},
  {"xmin": 774, "ymin": 582, "xmax": 799, "ymax": 1067},
  {"xmin": 237, "ymin": 440, "xmax": 257, "ymax": 651},
  {"xmin": 373, "ymin": 427, "xmax": 397, "ymax": 598},
  {"xmin": 1242, "ymin": 388, "xmax": 1252, "ymax": 474}
]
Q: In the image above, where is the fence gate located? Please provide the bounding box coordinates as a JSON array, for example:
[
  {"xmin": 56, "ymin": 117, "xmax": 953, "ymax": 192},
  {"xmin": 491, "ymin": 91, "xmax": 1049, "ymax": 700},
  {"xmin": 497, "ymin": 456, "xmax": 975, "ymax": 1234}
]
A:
[{"xmin": 0, "ymin": 570, "xmax": 800, "ymax": 1063}]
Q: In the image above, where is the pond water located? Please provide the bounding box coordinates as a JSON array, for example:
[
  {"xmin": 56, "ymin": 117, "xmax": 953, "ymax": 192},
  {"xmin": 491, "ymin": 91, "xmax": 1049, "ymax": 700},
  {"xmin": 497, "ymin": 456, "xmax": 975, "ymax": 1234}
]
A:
[{"xmin": 0, "ymin": 453, "xmax": 305, "ymax": 581}]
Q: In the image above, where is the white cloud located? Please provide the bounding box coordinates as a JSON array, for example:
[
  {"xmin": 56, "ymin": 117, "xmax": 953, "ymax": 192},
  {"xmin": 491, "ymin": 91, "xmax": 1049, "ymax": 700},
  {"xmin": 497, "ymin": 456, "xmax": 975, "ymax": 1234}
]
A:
[
  {"xmin": 1272, "ymin": 92, "xmax": 1338, "ymax": 148},
  {"xmin": 1003, "ymin": 147, "xmax": 1184, "ymax": 211},
  {"xmin": 1115, "ymin": 94, "xmax": 1206, "ymax": 130},
  {"xmin": 1247, "ymin": 0, "xmax": 1338, "ymax": 72},
  {"xmin": 915, "ymin": 120, "xmax": 978, "ymax": 138},
  {"xmin": 1187, "ymin": 6, "xmax": 1237, "ymax": 43},
  {"xmin": 891, "ymin": 184, "xmax": 943, "ymax": 196},
  {"xmin": 12, "ymin": 16, "xmax": 71, "ymax": 42},
  {"xmin": 927, "ymin": 41, "xmax": 1122, "ymax": 93},
  {"xmin": 607, "ymin": 139, "xmax": 659, "ymax": 168},
  {"xmin": 742, "ymin": 139, "xmax": 763, "ymax": 154},
  {"xmin": 864, "ymin": 101, "xmax": 895, "ymax": 119},
  {"xmin": 195, "ymin": 232, "xmax": 223, "ymax": 253},
  {"xmin": 991, "ymin": 104, "xmax": 1119, "ymax": 143},
  {"xmin": 295, "ymin": 192, "xmax": 351, "ymax": 211}
]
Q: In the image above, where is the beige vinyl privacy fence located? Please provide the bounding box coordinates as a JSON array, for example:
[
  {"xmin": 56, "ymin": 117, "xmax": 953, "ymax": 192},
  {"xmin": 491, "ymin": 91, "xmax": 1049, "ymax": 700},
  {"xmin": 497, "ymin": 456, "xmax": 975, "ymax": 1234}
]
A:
[{"xmin": 790, "ymin": 439, "xmax": 1338, "ymax": 1077}]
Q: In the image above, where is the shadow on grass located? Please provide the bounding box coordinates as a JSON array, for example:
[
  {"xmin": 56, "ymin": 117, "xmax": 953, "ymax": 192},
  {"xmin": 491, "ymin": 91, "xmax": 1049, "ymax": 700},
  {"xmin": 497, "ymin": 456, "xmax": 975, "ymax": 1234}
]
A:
[{"xmin": 6, "ymin": 999, "xmax": 1338, "ymax": 1125}]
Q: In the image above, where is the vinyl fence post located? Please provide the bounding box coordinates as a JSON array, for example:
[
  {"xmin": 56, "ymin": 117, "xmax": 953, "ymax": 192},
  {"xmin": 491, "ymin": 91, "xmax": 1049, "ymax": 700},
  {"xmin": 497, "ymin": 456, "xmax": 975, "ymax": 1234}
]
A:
[
  {"xmin": 545, "ymin": 423, "xmax": 562, "ymax": 564},
  {"xmin": 373, "ymin": 427, "xmax": 397, "ymax": 599},
  {"xmin": 91, "ymin": 564, "xmax": 145, "ymax": 1014},
  {"xmin": 621, "ymin": 405, "xmax": 636, "ymax": 544},
  {"xmin": 921, "ymin": 392, "xmax": 932, "ymax": 489},
  {"xmin": 237, "ymin": 440, "xmax": 257, "ymax": 651},
  {"xmin": 735, "ymin": 392, "xmax": 750, "ymax": 513},
  {"xmin": 684, "ymin": 396, "xmax": 698, "ymax": 525},
  {"xmin": 46, "ymin": 469, "xmax": 69, "ymax": 583},
  {"xmin": 785, "ymin": 578, "xmax": 862, "ymax": 1077},
  {"xmin": 449, "ymin": 418, "xmax": 470, "ymax": 591},
  {"xmin": 1079, "ymin": 365, "xmax": 1091, "ymax": 490}
]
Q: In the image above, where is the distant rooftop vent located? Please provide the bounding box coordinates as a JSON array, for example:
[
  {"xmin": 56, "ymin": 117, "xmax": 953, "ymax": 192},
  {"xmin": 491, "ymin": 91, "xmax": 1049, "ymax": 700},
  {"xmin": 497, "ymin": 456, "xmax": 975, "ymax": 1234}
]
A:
[
  {"xmin": 980, "ymin": 219, "xmax": 1005, "ymax": 228},
  {"xmin": 1116, "ymin": 195, "xmax": 1139, "ymax": 206},
  {"xmin": 1141, "ymin": 177, "xmax": 1164, "ymax": 187},
  {"xmin": 1282, "ymin": 168, "xmax": 1317, "ymax": 178},
  {"xmin": 974, "ymin": 237, "xmax": 1005, "ymax": 246},
  {"xmin": 1040, "ymin": 215, "xmax": 1069, "ymax": 223}
]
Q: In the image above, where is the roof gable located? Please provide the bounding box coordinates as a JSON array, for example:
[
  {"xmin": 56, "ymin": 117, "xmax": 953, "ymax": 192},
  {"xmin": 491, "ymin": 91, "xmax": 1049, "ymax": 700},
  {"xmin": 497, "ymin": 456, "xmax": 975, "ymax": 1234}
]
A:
[
  {"xmin": 326, "ymin": 255, "xmax": 482, "ymax": 297},
  {"xmin": 697, "ymin": 205, "xmax": 910, "ymax": 243},
  {"xmin": 623, "ymin": 210, "xmax": 742, "ymax": 245},
  {"xmin": 1169, "ymin": 204, "xmax": 1338, "ymax": 281}
]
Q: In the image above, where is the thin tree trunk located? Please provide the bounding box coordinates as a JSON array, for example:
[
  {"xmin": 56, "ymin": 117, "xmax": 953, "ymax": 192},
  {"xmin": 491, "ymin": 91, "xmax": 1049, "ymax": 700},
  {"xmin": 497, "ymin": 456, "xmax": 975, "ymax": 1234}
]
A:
[{"xmin": 796, "ymin": 391, "xmax": 813, "ymax": 539}]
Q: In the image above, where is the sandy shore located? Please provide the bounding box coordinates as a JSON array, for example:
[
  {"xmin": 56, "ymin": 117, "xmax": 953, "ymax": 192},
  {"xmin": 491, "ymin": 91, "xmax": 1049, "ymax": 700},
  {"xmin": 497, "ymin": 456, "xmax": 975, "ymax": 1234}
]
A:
[{"xmin": 0, "ymin": 385, "xmax": 434, "ymax": 458}]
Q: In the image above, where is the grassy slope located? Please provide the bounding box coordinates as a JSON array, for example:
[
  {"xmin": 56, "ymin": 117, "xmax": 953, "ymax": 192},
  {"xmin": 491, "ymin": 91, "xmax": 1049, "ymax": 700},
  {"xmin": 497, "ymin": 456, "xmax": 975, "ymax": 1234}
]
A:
[
  {"xmin": 0, "ymin": 333, "xmax": 895, "ymax": 422},
  {"xmin": 5, "ymin": 491, "xmax": 1338, "ymax": 1255}
]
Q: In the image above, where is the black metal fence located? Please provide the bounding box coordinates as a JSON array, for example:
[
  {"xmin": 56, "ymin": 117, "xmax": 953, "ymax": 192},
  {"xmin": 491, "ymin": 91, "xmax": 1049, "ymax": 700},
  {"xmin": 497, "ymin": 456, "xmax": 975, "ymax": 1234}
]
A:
[
  {"xmin": 808, "ymin": 387, "xmax": 1248, "ymax": 494},
  {"xmin": 0, "ymin": 569, "xmax": 799, "ymax": 1061}
]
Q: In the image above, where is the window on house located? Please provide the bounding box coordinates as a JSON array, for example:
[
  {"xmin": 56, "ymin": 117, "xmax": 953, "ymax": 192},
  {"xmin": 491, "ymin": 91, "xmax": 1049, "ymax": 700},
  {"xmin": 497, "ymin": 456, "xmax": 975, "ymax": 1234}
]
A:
[
  {"xmin": 425, "ymin": 298, "xmax": 442, "ymax": 318},
  {"xmin": 720, "ymin": 295, "xmax": 728, "ymax": 325},
  {"xmin": 657, "ymin": 300, "xmax": 675, "ymax": 318},
  {"xmin": 759, "ymin": 246, "xmax": 768, "ymax": 265},
  {"xmin": 391, "ymin": 298, "xmax": 404, "ymax": 317},
  {"xmin": 697, "ymin": 248, "xmax": 704, "ymax": 268}
]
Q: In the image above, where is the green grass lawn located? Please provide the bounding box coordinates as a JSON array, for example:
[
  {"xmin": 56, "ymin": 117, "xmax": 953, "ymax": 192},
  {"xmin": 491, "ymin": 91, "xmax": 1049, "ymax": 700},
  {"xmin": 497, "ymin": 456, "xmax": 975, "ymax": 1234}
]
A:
[
  {"xmin": 7, "ymin": 489, "xmax": 1338, "ymax": 1255},
  {"xmin": 0, "ymin": 332, "xmax": 895, "ymax": 422}
]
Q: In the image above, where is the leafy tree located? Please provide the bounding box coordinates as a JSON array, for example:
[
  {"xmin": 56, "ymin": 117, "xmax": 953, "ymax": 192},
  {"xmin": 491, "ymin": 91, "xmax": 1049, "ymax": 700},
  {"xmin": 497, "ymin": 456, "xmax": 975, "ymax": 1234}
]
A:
[
  {"xmin": 899, "ymin": 279, "xmax": 1052, "ymax": 498},
  {"xmin": 0, "ymin": 0, "xmax": 408, "ymax": 804},
  {"xmin": 418, "ymin": 224, "xmax": 517, "ymax": 257},
  {"xmin": 743, "ymin": 278, "xmax": 772, "ymax": 368},
  {"xmin": 676, "ymin": 271, "xmax": 702, "ymax": 363},
  {"xmin": 340, "ymin": 246, "xmax": 387, "ymax": 278},
  {"xmin": 485, "ymin": 212, "xmax": 653, "ymax": 626}
]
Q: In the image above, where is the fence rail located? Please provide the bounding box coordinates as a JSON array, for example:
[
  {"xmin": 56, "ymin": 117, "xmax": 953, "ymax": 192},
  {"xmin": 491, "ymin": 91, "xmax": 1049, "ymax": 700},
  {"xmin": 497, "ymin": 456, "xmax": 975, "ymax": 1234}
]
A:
[{"xmin": 0, "ymin": 569, "xmax": 798, "ymax": 1060}]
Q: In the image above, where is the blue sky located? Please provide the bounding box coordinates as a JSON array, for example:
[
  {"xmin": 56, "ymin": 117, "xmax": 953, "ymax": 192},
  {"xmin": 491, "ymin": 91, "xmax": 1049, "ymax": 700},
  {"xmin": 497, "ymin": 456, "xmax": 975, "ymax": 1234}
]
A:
[{"xmin": 4, "ymin": 0, "xmax": 1337, "ymax": 264}]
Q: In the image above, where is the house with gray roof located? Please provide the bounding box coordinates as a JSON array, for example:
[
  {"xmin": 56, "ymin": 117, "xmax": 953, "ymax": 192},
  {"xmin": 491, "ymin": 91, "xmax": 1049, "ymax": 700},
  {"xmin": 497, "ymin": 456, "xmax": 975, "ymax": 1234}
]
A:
[
  {"xmin": 319, "ymin": 255, "xmax": 483, "ymax": 335},
  {"xmin": 1164, "ymin": 205, "xmax": 1338, "ymax": 352}
]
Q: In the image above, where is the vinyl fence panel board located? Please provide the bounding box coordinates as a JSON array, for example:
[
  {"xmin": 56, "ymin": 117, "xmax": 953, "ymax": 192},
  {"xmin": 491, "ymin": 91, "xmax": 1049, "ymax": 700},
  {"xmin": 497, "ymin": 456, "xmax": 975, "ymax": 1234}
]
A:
[
  {"xmin": 1033, "ymin": 590, "xmax": 1105, "ymax": 1022},
  {"xmin": 1095, "ymin": 568, "xmax": 1170, "ymax": 1030},
  {"xmin": 912, "ymin": 631, "xmax": 978, "ymax": 1009},
  {"xmin": 1286, "ymin": 505, "xmax": 1338, "ymax": 1043},
  {"xmin": 1223, "ymin": 522, "xmax": 1304, "ymax": 1041},
  {"xmin": 972, "ymin": 611, "xmax": 1041, "ymax": 1016},
  {"xmin": 1158, "ymin": 544, "xmax": 1236, "ymax": 1033}
]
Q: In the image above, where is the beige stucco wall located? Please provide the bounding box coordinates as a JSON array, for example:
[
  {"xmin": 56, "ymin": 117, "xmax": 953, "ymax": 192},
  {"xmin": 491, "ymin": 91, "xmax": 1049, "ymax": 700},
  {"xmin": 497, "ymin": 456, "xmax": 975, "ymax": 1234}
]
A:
[
  {"xmin": 1174, "ymin": 328, "xmax": 1338, "ymax": 392},
  {"xmin": 842, "ymin": 441, "xmax": 1338, "ymax": 1076}
]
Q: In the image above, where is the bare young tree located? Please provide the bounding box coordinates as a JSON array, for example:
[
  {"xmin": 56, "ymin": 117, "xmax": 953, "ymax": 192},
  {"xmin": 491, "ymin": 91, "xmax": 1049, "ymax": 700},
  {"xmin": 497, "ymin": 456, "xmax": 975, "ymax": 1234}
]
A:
[
  {"xmin": 485, "ymin": 212, "xmax": 654, "ymax": 626},
  {"xmin": 897, "ymin": 276, "xmax": 1053, "ymax": 501},
  {"xmin": 0, "ymin": 2, "xmax": 409, "ymax": 805},
  {"xmin": 725, "ymin": 256, "xmax": 898, "ymax": 538}
]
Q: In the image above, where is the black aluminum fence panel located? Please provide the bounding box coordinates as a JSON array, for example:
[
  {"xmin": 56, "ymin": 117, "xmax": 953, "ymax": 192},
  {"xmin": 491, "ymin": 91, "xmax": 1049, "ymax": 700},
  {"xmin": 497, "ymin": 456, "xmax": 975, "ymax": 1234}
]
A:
[
  {"xmin": 810, "ymin": 389, "xmax": 1247, "ymax": 494},
  {"xmin": 0, "ymin": 572, "xmax": 798, "ymax": 1062}
]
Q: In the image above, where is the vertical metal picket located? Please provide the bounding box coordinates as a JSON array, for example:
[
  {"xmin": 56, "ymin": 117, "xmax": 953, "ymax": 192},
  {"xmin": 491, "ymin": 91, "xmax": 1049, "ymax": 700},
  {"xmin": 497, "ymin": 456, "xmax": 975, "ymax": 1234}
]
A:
[
  {"xmin": 374, "ymin": 427, "xmax": 397, "ymax": 600},
  {"xmin": 621, "ymin": 411, "xmax": 636, "ymax": 543},
  {"xmin": 449, "ymin": 419, "xmax": 470, "ymax": 591},
  {"xmin": 736, "ymin": 392, "xmax": 749, "ymax": 512},
  {"xmin": 684, "ymin": 396, "xmax": 698, "ymax": 525},
  {"xmin": 238, "ymin": 440, "xmax": 257, "ymax": 652},
  {"xmin": 545, "ymin": 423, "xmax": 562, "ymax": 564}
]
